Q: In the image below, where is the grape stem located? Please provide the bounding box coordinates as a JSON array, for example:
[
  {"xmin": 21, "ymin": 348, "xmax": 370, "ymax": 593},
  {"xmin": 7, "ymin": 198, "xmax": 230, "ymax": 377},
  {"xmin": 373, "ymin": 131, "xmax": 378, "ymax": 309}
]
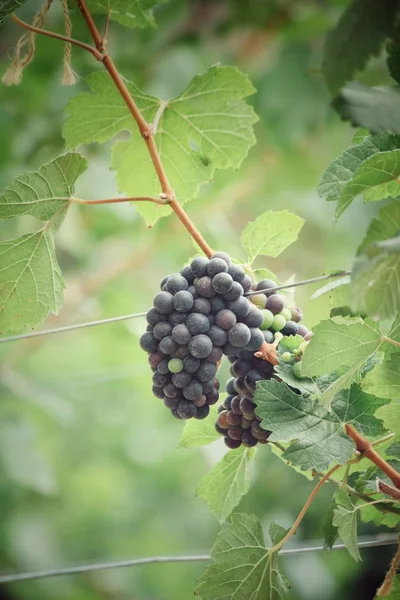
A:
[
  {"xmin": 345, "ymin": 424, "xmax": 400, "ymax": 489},
  {"xmin": 74, "ymin": 0, "xmax": 213, "ymax": 257}
]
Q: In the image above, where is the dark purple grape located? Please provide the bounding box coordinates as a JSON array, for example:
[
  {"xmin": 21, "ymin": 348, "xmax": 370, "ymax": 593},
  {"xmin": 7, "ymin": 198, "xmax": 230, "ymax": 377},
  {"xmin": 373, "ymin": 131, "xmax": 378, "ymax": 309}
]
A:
[
  {"xmin": 157, "ymin": 359, "xmax": 170, "ymax": 374},
  {"xmin": 183, "ymin": 355, "xmax": 201, "ymax": 374},
  {"xmin": 146, "ymin": 308, "xmax": 164, "ymax": 326},
  {"xmin": 212, "ymin": 272, "xmax": 233, "ymax": 294},
  {"xmin": 226, "ymin": 378, "xmax": 236, "ymax": 395},
  {"xmin": 177, "ymin": 400, "xmax": 197, "ymax": 419},
  {"xmin": 171, "ymin": 324, "xmax": 192, "ymax": 345},
  {"xmin": 232, "ymin": 359, "xmax": 252, "ymax": 378},
  {"xmin": 146, "ymin": 325, "xmax": 154, "ymax": 332},
  {"xmin": 256, "ymin": 279, "xmax": 277, "ymax": 296},
  {"xmin": 205, "ymin": 389, "xmax": 219, "ymax": 405},
  {"xmin": 160, "ymin": 274, "xmax": 173, "ymax": 289},
  {"xmin": 163, "ymin": 382, "xmax": 181, "ymax": 398},
  {"xmin": 241, "ymin": 418, "xmax": 252, "ymax": 429},
  {"xmin": 186, "ymin": 313, "xmax": 211, "ymax": 335},
  {"xmin": 281, "ymin": 321, "xmax": 299, "ymax": 336},
  {"xmin": 251, "ymin": 421, "xmax": 270, "ymax": 440},
  {"xmin": 174, "ymin": 345, "xmax": 189, "ymax": 359},
  {"xmin": 245, "ymin": 328, "xmax": 264, "ymax": 351},
  {"xmin": 215, "ymin": 309, "xmax": 237, "ymax": 330},
  {"xmin": 298, "ymin": 325, "xmax": 309, "ymax": 337},
  {"xmin": 291, "ymin": 306, "xmax": 303, "ymax": 323},
  {"xmin": 183, "ymin": 379, "xmax": 203, "ymax": 401},
  {"xmin": 266, "ymin": 294, "xmax": 285, "ymax": 315},
  {"xmin": 153, "ymin": 291, "xmax": 174, "ymax": 314},
  {"xmin": 230, "ymin": 395, "xmax": 242, "ymax": 415},
  {"xmin": 254, "ymin": 358, "xmax": 274, "ymax": 377},
  {"xmin": 187, "ymin": 285, "xmax": 198, "ymax": 299},
  {"xmin": 239, "ymin": 397, "xmax": 256, "ymax": 420},
  {"xmin": 227, "ymin": 427, "xmax": 242, "ymax": 440},
  {"xmin": 207, "ymin": 258, "xmax": 229, "ymax": 277},
  {"xmin": 195, "ymin": 404, "xmax": 210, "ymax": 419},
  {"xmin": 166, "ymin": 274, "xmax": 188, "ymax": 294},
  {"xmin": 211, "ymin": 251, "xmax": 231, "ymax": 266},
  {"xmin": 191, "ymin": 256, "xmax": 209, "ymax": 277},
  {"xmin": 172, "ymin": 371, "xmax": 192, "ymax": 388},
  {"xmin": 215, "ymin": 422, "xmax": 227, "ymax": 435},
  {"xmin": 189, "ymin": 334, "xmax": 213, "ymax": 358},
  {"xmin": 223, "ymin": 342, "xmax": 240, "ymax": 356},
  {"xmin": 226, "ymin": 411, "xmax": 242, "ymax": 426},
  {"xmin": 241, "ymin": 274, "xmax": 253, "ymax": 292},
  {"xmin": 263, "ymin": 330, "xmax": 274, "ymax": 343},
  {"xmin": 244, "ymin": 369, "xmax": 264, "ymax": 392},
  {"xmin": 209, "ymin": 296, "xmax": 226, "ymax": 314},
  {"xmin": 140, "ymin": 332, "xmax": 158, "ymax": 353},
  {"xmin": 228, "ymin": 323, "xmax": 251, "ymax": 348},
  {"xmin": 164, "ymin": 396, "xmax": 179, "ymax": 409},
  {"xmin": 196, "ymin": 360, "xmax": 218, "ymax": 382},
  {"xmin": 195, "ymin": 276, "xmax": 216, "ymax": 298},
  {"xmin": 153, "ymin": 370, "xmax": 170, "ymax": 387},
  {"xmin": 148, "ymin": 352, "xmax": 163, "ymax": 369},
  {"xmin": 159, "ymin": 336, "xmax": 178, "ymax": 355},
  {"xmin": 237, "ymin": 349, "xmax": 255, "ymax": 361},
  {"xmin": 241, "ymin": 430, "xmax": 258, "ymax": 447},
  {"xmin": 169, "ymin": 311, "xmax": 187, "ymax": 326},
  {"xmin": 208, "ymin": 325, "xmax": 227, "ymax": 346},
  {"xmin": 228, "ymin": 264, "xmax": 245, "ymax": 283},
  {"xmin": 207, "ymin": 346, "xmax": 223, "ymax": 363},
  {"xmin": 173, "ymin": 290, "xmax": 194, "ymax": 312},
  {"xmin": 228, "ymin": 297, "xmax": 250, "ymax": 319},
  {"xmin": 193, "ymin": 394, "xmax": 206, "ymax": 407},
  {"xmin": 223, "ymin": 281, "xmax": 243, "ymax": 301},
  {"xmin": 180, "ymin": 265, "xmax": 195, "ymax": 283},
  {"xmin": 171, "ymin": 409, "xmax": 184, "ymax": 419},
  {"xmin": 224, "ymin": 437, "xmax": 241, "ymax": 449},
  {"xmin": 153, "ymin": 321, "xmax": 173, "ymax": 340},
  {"xmin": 223, "ymin": 396, "xmax": 233, "ymax": 410},
  {"xmin": 193, "ymin": 297, "xmax": 211, "ymax": 315},
  {"xmin": 152, "ymin": 385, "xmax": 164, "ymax": 399}
]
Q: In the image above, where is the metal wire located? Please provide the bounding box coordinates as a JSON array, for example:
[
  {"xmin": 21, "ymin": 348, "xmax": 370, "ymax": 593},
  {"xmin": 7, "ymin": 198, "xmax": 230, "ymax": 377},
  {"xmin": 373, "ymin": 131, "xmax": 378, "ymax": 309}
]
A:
[
  {"xmin": 0, "ymin": 537, "xmax": 397, "ymax": 584},
  {"xmin": 0, "ymin": 312, "xmax": 148, "ymax": 344},
  {"xmin": 245, "ymin": 271, "xmax": 351, "ymax": 297}
]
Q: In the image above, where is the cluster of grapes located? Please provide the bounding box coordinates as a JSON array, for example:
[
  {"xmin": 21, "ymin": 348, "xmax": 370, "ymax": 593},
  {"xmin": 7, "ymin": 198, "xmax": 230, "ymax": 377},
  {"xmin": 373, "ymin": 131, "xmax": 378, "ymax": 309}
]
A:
[
  {"xmin": 214, "ymin": 278, "xmax": 312, "ymax": 449},
  {"xmin": 140, "ymin": 252, "xmax": 267, "ymax": 420}
]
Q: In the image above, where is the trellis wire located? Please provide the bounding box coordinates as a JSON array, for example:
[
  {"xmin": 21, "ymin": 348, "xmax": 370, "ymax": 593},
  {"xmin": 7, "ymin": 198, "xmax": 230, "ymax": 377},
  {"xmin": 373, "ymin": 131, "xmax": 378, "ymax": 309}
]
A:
[
  {"xmin": 0, "ymin": 537, "xmax": 397, "ymax": 584},
  {"xmin": 0, "ymin": 271, "xmax": 351, "ymax": 345}
]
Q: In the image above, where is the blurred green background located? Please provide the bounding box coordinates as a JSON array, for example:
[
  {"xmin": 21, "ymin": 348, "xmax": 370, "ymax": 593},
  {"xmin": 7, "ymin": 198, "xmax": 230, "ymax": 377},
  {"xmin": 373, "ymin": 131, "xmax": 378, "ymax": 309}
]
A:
[{"xmin": 0, "ymin": 1, "xmax": 396, "ymax": 599}]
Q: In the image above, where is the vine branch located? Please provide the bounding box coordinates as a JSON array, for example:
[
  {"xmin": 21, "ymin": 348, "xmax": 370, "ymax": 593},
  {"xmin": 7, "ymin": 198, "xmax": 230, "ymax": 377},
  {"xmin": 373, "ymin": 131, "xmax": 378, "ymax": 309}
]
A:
[
  {"xmin": 75, "ymin": 0, "xmax": 213, "ymax": 257},
  {"xmin": 345, "ymin": 424, "xmax": 400, "ymax": 489},
  {"xmin": 11, "ymin": 14, "xmax": 103, "ymax": 60},
  {"xmin": 377, "ymin": 538, "xmax": 400, "ymax": 597}
]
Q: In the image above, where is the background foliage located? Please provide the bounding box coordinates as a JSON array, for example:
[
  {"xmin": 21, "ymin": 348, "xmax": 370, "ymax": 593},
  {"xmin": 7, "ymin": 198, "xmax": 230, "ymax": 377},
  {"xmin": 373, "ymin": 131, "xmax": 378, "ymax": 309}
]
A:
[{"xmin": 0, "ymin": 1, "xmax": 398, "ymax": 599}]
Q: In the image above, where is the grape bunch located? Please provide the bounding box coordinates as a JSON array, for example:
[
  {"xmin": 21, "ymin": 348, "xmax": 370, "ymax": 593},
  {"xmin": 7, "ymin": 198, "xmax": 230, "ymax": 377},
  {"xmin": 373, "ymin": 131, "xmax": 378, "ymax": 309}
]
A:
[{"xmin": 140, "ymin": 252, "xmax": 266, "ymax": 420}]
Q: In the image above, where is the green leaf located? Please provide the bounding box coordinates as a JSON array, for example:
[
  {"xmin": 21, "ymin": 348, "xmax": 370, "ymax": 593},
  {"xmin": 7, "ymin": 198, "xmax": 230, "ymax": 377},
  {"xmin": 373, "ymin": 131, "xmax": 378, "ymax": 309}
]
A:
[
  {"xmin": 0, "ymin": 153, "xmax": 87, "ymax": 222},
  {"xmin": 322, "ymin": 0, "xmax": 399, "ymax": 95},
  {"xmin": 178, "ymin": 404, "xmax": 219, "ymax": 448},
  {"xmin": 332, "ymin": 489, "xmax": 361, "ymax": 561},
  {"xmin": 358, "ymin": 200, "xmax": 400, "ymax": 254},
  {"xmin": 302, "ymin": 318, "xmax": 382, "ymax": 377},
  {"xmin": 195, "ymin": 513, "xmax": 289, "ymax": 600},
  {"xmin": 322, "ymin": 498, "xmax": 338, "ymax": 549},
  {"xmin": 310, "ymin": 275, "xmax": 351, "ymax": 300},
  {"xmin": 274, "ymin": 363, "xmax": 320, "ymax": 397},
  {"xmin": 252, "ymin": 268, "xmax": 279, "ymax": 284},
  {"xmin": 254, "ymin": 380, "xmax": 386, "ymax": 471},
  {"xmin": 362, "ymin": 355, "xmax": 400, "ymax": 399},
  {"xmin": 376, "ymin": 403, "xmax": 400, "ymax": 439},
  {"xmin": 318, "ymin": 132, "xmax": 400, "ymax": 204},
  {"xmin": 241, "ymin": 210, "xmax": 304, "ymax": 264},
  {"xmin": 0, "ymin": 228, "xmax": 64, "ymax": 333},
  {"xmin": 336, "ymin": 149, "xmax": 400, "ymax": 218},
  {"xmin": 360, "ymin": 496, "xmax": 400, "ymax": 529},
  {"xmin": 0, "ymin": 0, "xmax": 29, "ymax": 25},
  {"xmin": 333, "ymin": 83, "xmax": 400, "ymax": 135},
  {"xmin": 352, "ymin": 128, "xmax": 370, "ymax": 144},
  {"xmin": 351, "ymin": 236, "xmax": 400, "ymax": 320},
  {"xmin": 86, "ymin": 0, "xmax": 164, "ymax": 28},
  {"xmin": 196, "ymin": 447, "xmax": 256, "ymax": 523},
  {"xmin": 64, "ymin": 67, "xmax": 257, "ymax": 226},
  {"xmin": 279, "ymin": 335, "xmax": 305, "ymax": 352}
]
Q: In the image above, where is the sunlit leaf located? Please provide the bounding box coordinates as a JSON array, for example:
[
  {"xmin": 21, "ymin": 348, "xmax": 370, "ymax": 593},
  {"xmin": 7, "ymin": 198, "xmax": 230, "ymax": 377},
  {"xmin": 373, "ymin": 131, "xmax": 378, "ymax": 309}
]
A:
[
  {"xmin": 322, "ymin": 0, "xmax": 399, "ymax": 95},
  {"xmin": 195, "ymin": 513, "xmax": 289, "ymax": 600},
  {"xmin": 196, "ymin": 447, "xmax": 256, "ymax": 523},
  {"xmin": 358, "ymin": 200, "xmax": 400, "ymax": 254},
  {"xmin": 0, "ymin": 153, "xmax": 87, "ymax": 221},
  {"xmin": 87, "ymin": 0, "xmax": 165, "ymax": 28},
  {"xmin": 241, "ymin": 210, "xmax": 304, "ymax": 264},
  {"xmin": 332, "ymin": 489, "xmax": 361, "ymax": 561},
  {"xmin": 376, "ymin": 403, "xmax": 400, "ymax": 439},
  {"xmin": 362, "ymin": 355, "xmax": 400, "ymax": 400},
  {"xmin": 178, "ymin": 404, "xmax": 219, "ymax": 448},
  {"xmin": 360, "ymin": 495, "xmax": 400, "ymax": 529}
]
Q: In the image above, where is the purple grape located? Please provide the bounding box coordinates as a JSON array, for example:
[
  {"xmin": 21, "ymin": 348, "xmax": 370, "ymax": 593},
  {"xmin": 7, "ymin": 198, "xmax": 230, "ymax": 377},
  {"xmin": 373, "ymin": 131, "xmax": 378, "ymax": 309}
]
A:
[{"xmin": 215, "ymin": 309, "xmax": 237, "ymax": 330}]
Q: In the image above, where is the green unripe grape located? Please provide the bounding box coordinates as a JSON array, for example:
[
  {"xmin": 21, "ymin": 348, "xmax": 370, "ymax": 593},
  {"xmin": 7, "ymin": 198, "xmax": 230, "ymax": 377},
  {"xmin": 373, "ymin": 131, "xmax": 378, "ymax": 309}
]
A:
[
  {"xmin": 271, "ymin": 314, "xmax": 286, "ymax": 331},
  {"xmin": 168, "ymin": 358, "xmax": 184, "ymax": 373},
  {"xmin": 274, "ymin": 332, "xmax": 283, "ymax": 343},
  {"xmin": 260, "ymin": 309, "xmax": 274, "ymax": 330},
  {"xmin": 282, "ymin": 352, "xmax": 294, "ymax": 364},
  {"xmin": 251, "ymin": 293, "xmax": 267, "ymax": 309},
  {"xmin": 281, "ymin": 308, "xmax": 292, "ymax": 321},
  {"xmin": 293, "ymin": 361, "xmax": 303, "ymax": 378}
]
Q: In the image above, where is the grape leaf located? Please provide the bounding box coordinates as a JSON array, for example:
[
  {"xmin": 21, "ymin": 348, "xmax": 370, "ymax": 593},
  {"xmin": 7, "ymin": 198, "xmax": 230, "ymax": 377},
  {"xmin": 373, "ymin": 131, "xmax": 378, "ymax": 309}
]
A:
[
  {"xmin": 254, "ymin": 380, "xmax": 386, "ymax": 471},
  {"xmin": 196, "ymin": 446, "xmax": 256, "ymax": 523},
  {"xmin": 0, "ymin": 153, "xmax": 87, "ymax": 222},
  {"xmin": 310, "ymin": 275, "xmax": 351, "ymax": 300},
  {"xmin": 332, "ymin": 489, "xmax": 361, "ymax": 561},
  {"xmin": 178, "ymin": 404, "xmax": 219, "ymax": 448},
  {"xmin": 241, "ymin": 210, "xmax": 304, "ymax": 264},
  {"xmin": 360, "ymin": 496, "xmax": 400, "ymax": 529},
  {"xmin": 318, "ymin": 132, "xmax": 400, "ymax": 204},
  {"xmin": 333, "ymin": 83, "xmax": 400, "ymax": 135},
  {"xmin": 195, "ymin": 513, "xmax": 289, "ymax": 600},
  {"xmin": 362, "ymin": 355, "xmax": 400, "ymax": 399},
  {"xmin": 274, "ymin": 363, "xmax": 320, "ymax": 397},
  {"xmin": 376, "ymin": 403, "xmax": 400, "ymax": 439},
  {"xmin": 64, "ymin": 67, "xmax": 257, "ymax": 226},
  {"xmin": 0, "ymin": 228, "xmax": 64, "ymax": 333},
  {"xmin": 322, "ymin": 0, "xmax": 399, "ymax": 95},
  {"xmin": 336, "ymin": 149, "xmax": 400, "ymax": 218},
  {"xmin": 253, "ymin": 267, "xmax": 279, "ymax": 284},
  {"xmin": 351, "ymin": 236, "xmax": 400, "ymax": 320},
  {"xmin": 358, "ymin": 200, "xmax": 400, "ymax": 254},
  {"xmin": 302, "ymin": 318, "xmax": 383, "ymax": 377},
  {"xmin": 352, "ymin": 128, "xmax": 370, "ymax": 144},
  {"xmin": 0, "ymin": 0, "xmax": 29, "ymax": 25},
  {"xmin": 322, "ymin": 498, "xmax": 338, "ymax": 549},
  {"xmin": 87, "ymin": 0, "xmax": 164, "ymax": 28}
]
